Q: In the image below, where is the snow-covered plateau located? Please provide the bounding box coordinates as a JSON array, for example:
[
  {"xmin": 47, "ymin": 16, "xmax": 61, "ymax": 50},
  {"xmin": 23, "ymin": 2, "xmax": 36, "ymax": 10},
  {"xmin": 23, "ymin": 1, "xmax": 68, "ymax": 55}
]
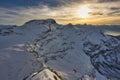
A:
[{"xmin": 0, "ymin": 19, "xmax": 120, "ymax": 80}]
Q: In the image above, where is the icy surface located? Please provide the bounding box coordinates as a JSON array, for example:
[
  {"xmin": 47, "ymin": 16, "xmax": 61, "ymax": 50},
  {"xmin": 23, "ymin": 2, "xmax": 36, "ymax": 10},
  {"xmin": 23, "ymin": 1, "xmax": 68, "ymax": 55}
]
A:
[{"xmin": 0, "ymin": 19, "xmax": 120, "ymax": 80}]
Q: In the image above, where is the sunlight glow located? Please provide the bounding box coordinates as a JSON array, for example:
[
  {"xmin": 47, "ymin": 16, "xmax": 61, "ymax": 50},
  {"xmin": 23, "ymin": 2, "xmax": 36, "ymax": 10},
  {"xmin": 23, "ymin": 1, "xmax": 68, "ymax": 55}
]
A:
[{"xmin": 77, "ymin": 5, "xmax": 91, "ymax": 18}]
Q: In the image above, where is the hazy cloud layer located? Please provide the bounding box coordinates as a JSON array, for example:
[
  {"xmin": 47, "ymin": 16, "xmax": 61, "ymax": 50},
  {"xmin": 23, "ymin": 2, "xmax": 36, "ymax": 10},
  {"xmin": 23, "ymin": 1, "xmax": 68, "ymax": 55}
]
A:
[{"xmin": 0, "ymin": 0, "xmax": 120, "ymax": 25}]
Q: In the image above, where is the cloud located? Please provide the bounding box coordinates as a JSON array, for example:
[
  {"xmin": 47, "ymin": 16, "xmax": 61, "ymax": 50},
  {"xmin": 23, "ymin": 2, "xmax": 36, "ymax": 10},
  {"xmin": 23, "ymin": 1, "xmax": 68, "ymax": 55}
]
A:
[
  {"xmin": 108, "ymin": 10, "xmax": 120, "ymax": 16},
  {"xmin": 6, "ymin": 11, "xmax": 19, "ymax": 15},
  {"xmin": 97, "ymin": 0, "xmax": 120, "ymax": 3},
  {"xmin": 110, "ymin": 7, "xmax": 120, "ymax": 10},
  {"xmin": 107, "ymin": 6, "xmax": 120, "ymax": 16},
  {"xmin": 0, "ymin": 0, "xmax": 63, "ymax": 8},
  {"xmin": 89, "ymin": 1, "xmax": 120, "ymax": 17},
  {"xmin": 89, "ymin": 12, "xmax": 103, "ymax": 15}
]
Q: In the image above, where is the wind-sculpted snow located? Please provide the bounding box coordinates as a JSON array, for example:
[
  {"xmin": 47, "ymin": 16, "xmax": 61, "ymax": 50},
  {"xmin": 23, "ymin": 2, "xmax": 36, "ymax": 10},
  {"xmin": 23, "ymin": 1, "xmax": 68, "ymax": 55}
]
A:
[
  {"xmin": 0, "ymin": 19, "xmax": 120, "ymax": 80},
  {"xmin": 83, "ymin": 32, "xmax": 120, "ymax": 80}
]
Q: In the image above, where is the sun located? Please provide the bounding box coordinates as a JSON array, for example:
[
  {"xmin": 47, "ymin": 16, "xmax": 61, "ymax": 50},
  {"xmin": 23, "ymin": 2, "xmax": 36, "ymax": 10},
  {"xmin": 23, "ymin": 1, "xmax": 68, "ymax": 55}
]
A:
[{"xmin": 77, "ymin": 5, "xmax": 91, "ymax": 18}]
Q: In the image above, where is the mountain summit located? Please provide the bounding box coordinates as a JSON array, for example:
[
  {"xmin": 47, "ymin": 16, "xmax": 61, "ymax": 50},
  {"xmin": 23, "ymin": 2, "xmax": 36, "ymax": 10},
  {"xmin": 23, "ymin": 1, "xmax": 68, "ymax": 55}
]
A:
[{"xmin": 23, "ymin": 19, "xmax": 57, "ymax": 26}]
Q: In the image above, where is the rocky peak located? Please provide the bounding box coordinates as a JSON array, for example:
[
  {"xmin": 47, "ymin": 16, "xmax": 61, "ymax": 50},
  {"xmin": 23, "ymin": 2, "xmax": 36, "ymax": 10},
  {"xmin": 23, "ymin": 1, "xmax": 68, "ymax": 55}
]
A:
[{"xmin": 23, "ymin": 19, "xmax": 57, "ymax": 26}]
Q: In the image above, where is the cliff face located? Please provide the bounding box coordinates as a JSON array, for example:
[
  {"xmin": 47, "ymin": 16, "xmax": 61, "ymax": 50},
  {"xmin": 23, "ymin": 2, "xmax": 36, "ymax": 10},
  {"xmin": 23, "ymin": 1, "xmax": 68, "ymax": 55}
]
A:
[{"xmin": 0, "ymin": 19, "xmax": 120, "ymax": 80}]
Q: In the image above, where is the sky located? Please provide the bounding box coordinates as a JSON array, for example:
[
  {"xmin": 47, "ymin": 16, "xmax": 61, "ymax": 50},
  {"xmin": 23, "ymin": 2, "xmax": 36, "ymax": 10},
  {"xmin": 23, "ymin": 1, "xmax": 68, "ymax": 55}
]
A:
[{"xmin": 0, "ymin": 0, "xmax": 120, "ymax": 25}]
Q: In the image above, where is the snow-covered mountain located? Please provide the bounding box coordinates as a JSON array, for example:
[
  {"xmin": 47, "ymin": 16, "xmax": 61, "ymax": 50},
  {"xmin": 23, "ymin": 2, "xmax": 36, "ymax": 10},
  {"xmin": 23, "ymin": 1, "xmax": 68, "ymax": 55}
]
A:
[
  {"xmin": 0, "ymin": 19, "xmax": 120, "ymax": 80},
  {"xmin": 83, "ymin": 32, "xmax": 120, "ymax": 80}
]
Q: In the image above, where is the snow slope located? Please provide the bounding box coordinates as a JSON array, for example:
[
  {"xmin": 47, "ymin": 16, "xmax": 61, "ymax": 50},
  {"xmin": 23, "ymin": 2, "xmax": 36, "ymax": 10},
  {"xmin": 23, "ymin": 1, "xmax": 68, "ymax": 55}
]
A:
[{"xmin": 0, "ymin": 19, "xmax": 120, "ymax": 80}]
